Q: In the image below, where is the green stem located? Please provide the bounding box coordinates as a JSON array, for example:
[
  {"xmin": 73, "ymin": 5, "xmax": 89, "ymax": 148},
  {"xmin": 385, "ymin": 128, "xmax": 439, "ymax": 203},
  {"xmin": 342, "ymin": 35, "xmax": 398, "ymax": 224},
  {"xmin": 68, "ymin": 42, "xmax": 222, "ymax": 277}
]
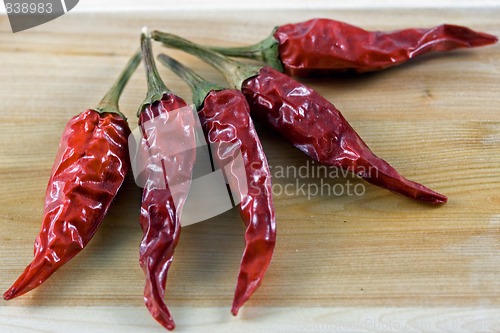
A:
[
  {"xmin": 93, "ymin": 50, "xmax": 142, "ymax": 119},
  {"xmin": 157, "ymin": 54, "xmax": 223, "ymax": 110},
  {"xmin": 207, "ymin": 31, "xmax": 284, "ymax": 72},
  {"xmin": 151, "ymin": 31, "xmax": 261, "ymax": 90},
  {"xmin": 139, "ymin": 28, "xmax": 170, "ymax": 115}
]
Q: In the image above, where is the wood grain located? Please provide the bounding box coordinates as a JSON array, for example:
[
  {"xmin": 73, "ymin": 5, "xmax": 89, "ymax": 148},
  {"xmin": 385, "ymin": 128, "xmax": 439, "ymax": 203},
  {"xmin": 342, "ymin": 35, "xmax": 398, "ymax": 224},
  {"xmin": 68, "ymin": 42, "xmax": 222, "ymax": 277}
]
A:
[{"xmin": 0, "ymin": 7, "xmax": 499, "ymax": 332}]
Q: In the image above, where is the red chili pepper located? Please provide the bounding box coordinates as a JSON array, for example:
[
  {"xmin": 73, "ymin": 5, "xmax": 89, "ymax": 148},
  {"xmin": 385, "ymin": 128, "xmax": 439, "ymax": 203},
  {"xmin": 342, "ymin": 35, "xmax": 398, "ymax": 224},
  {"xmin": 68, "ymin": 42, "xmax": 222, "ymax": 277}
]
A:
[
  {"xmin": 157, "ymin": 54, "xmax": 276, "ymax": 316},
  {"xmin": 3, "ymin": 52, "xmax": 141, "ymax": 301},
  {"xmin": 242, "ymin": 66, "xmax": 447, "ymax": 202},
  {"xmin": 209, "ymin": 18, "xmax": 498, "ymax": 76},
  {"xmin": 152, "ymin": 32, "xmax": 447, "ymax": 204},
  {"xmin": 136, "ymin": 32, "xmax": 196, "ymax": 331}
]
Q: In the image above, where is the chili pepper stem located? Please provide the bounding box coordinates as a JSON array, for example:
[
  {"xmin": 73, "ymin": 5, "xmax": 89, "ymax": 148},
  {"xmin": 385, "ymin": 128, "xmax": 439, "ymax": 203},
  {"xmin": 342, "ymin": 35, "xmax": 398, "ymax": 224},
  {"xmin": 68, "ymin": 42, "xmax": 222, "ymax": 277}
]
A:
[
  {"xmin": 152, "ymin": 31, "xmax": 260, "ymax": 90},
  {"xmin": 207, "ymin": 30, "xmax": 284, "ymax": 72},
  {"xmin": 139, "ymin": 27, "xmax": 171, "ymax": 115},
  {"xmin": 93, "ymin": 50, "xmax": 142, "ymax": 119},
  {"xmin": 157, "ymin": 54, "xmax": 223, "ymax": 109}
]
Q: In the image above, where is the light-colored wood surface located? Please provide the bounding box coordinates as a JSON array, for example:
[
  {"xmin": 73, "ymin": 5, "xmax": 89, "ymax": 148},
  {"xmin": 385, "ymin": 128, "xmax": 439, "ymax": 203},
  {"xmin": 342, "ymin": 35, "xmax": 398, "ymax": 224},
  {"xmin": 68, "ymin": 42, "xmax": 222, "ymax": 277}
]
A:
[{"xmin": 1, "ymin": 7, "xmax": 499, "ymax": 333}]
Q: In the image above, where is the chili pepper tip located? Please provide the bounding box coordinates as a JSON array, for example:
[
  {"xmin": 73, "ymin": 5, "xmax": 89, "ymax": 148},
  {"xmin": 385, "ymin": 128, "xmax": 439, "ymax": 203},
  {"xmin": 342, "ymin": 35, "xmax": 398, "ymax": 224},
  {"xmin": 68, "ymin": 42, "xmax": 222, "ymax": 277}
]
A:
[
  {"xmin": 382, "ymin": 173, "xmax": 448, "ymax": 204},
  {"xmin": 442, "ymin": 24, "xmax": 498, "ymax": 47},
  {"xmin": 231, "ymin": 297, "xmax": 244, "ymax": 316},
  {"xmin": 3, "ymin": 286, "xmax": 25, "ymax": 300},
  {"xmin": 416, "ymin": 191, "xmax": 448, "ymax": 204},
  {"xmin": 231, "ymin": 307, "xmax": 239, "ymax": 316},
  {"xmin": 3, "ymin": 288, "xmax": 16, "ymax": 300},
  {"xmin": 360, "ymin": 164, "xmax": 448, "ymax": 204},
  {"xmin": 3, "ymin": 258, "xmax": 57, "ymax": 300},
  {"xmin": 148, "ymin": 305, "xmax": 175, "ymax": 331}
]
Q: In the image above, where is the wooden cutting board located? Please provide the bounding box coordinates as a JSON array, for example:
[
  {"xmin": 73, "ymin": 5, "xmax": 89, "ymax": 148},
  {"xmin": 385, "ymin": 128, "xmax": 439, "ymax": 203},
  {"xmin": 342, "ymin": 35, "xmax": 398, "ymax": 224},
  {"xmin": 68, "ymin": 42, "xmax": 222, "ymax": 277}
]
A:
[{"xmin": 0, "ymin": 7, "xmax": 499, "ymax": 333}]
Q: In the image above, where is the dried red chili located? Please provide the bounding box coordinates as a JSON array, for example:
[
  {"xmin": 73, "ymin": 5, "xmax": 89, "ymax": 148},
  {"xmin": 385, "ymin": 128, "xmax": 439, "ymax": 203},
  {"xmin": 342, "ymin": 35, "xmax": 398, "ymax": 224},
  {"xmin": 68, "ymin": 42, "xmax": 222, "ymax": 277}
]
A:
[
  {"xmin": 3, "ymin": 51, "xmax": 141, "ymax": 300},
  {"xmin": 157, "ymin": 54, "xmax": 276, "ymax": 316},
  {"xmin": 209, "ymin": 18, "xmax": 498, "ymax": 76},
  {"xmin": 152, "ymin": 32, "xmax": 447, "ymax": 204},
  {"xmin": 136, "ymin": 32, "xmax": 196, "ymax": 331}
]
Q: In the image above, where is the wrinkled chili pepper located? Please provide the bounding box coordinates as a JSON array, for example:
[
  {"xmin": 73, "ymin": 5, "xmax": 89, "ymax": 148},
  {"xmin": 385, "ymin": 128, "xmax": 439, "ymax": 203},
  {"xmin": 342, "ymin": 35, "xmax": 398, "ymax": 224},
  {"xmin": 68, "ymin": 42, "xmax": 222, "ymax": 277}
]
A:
[
  {"xmin": 208, "ymin": 18, "xmax": 498, "ymax": 76},
  {"xmin": 136, "ymin": 31, "xmax": 196, "ymax": 331},
  {"xmin": 152, "ymin": 32, "xmax": 447, "ymax": 204},
  {"xmin": 157, "ymin": 54, "xmax": 276, "ymax": 316},
  {"xmin": 3, "ymin": 51, "xmax": 141, "ymax": 301}
]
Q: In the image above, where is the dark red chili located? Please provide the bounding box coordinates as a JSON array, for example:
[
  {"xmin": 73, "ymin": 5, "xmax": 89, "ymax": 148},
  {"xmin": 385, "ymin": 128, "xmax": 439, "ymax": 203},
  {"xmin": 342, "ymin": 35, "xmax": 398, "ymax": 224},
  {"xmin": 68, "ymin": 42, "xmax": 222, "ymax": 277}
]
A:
[
  {"xmin": 209, "ymin": 18, "xmax": 498, "ymax": 76},
  {"xmin": 152, "ymin": 32, "xmax": 447, "ymax": 204},
  {"xmin": 157, "ymin": 54, "xmax": 276, "ymax": 316},
  {"xmin": 137, "ymin": 32, "xmax": 196, "ymax": 331},
  {"xmin": 3, "ymin": 51, "xmax": 141, "ymax": 300}
]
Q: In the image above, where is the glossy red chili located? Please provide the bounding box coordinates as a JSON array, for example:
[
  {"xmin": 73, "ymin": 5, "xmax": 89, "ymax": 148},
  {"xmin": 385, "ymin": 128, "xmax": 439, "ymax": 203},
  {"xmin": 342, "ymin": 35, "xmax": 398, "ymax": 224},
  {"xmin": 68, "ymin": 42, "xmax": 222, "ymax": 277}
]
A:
[
  {"xmin": 209, "ymin": 18, "xmax": 498, "ymax": 76},
  {"xmin": 242, "ymin": 66, "xmax": 447, "ymax": 203},
  {"xmin": 152, "ymin": 32, "xmax": 447, "ymax": 204},
  {"xmin": 157, "ymin": 54, "xmax": 276, "ymax": 316},
  {"xmin": 137, "ymin": 32, "xmax": 196, "ymax": 331},
  {"xmin": 3, "ymin": 52, "xmax": 141, "ymax": 300}
]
